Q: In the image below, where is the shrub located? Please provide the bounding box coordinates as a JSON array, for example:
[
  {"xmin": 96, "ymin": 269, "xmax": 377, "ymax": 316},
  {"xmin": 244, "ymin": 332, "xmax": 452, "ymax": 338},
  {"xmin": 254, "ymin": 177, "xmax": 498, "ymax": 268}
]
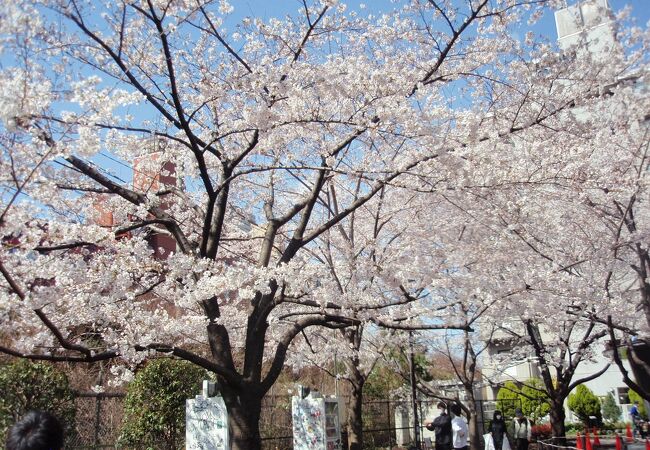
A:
[
  {"xmin": 496, "ymin": 381, "xmax": 521, "ymax": 419},
  {"xmin": 119, "ymin": 358, "xmax": 207, "ymax": 450},
  {"xmin": 532, "ymin": 423, "xmax": 552, "ymax": 441},
  {"xmin": 600, "ymin": 421, "xmax": 627, "ymax": 433},
  {"xmin": 568, "ymin": 385, "xmax": 602, "ymax": 426},
  {"xmin": 520, "ymin": 379, "xmax": 551, "ymax": 422},
  {"xmin": 496, "ymin": 379, "xmax": 550, "ymax": 422},
  {"xmin": 0, "ymin": 360, "xmax": 76, "ymax": 443},
  {"xmin": 565, "ymin": 422, "xmax": 583, "ymax": 434}
]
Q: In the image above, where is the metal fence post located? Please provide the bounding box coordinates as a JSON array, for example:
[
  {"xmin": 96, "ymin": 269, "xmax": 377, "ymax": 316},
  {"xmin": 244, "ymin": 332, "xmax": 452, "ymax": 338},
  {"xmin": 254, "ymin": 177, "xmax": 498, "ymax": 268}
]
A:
[
  {"xmin": 93, "ymin": 394, "xmax": 102, "ymax": 447},
  {"xmin": 388, "ymin": 398, "xmax": 393, "ymax": 447}
]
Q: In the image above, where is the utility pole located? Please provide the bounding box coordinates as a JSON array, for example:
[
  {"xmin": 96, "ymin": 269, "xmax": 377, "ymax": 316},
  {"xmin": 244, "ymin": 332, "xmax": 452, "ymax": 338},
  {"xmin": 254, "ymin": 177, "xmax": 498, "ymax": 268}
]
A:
[{"xmin": 409, "ymin": 331, "xmax": 421, "ymax": 450}]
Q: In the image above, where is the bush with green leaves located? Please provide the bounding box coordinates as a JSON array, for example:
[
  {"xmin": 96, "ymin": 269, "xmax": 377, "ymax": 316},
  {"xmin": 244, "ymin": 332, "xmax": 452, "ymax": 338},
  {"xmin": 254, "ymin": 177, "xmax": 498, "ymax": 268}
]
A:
[
  {"xmin": 568, "ymin": 385, "xmax": 602, "ymax": 425},
  {"xmin": 496, "ymin": 381, "xmax": 521, "ymax": 419},
  {"xmin": 119, "ymin": 358, "xmax": 207, "ymax": 450},
  {"xmin": 0, "ymin": 360, "xmax": 75, "ymax": 443},
  {"xmin": 496, "ymin": 379, "xmax": 551, "ymax": 422},
  {"xmin": 601, "ymin": 392, "xmax": 622, "ymax": 423}
]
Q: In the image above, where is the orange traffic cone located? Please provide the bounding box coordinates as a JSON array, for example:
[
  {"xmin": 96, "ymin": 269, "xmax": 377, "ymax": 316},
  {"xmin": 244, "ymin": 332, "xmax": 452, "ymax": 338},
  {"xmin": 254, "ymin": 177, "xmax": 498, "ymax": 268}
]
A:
[
  {"xmin": 586, "ymin": 431, "xmax": 593, "ymax": 450},
  {"xmin": 616, "ymin": 433, "xmax": 623, "ymax": 450},
  {"xmin": 593, "ymin": 428, "xmax": 601, "ymax": 446},
  {"xmin": 577, "ymin": 432, "xmax": 584, "ymax": 450},
  {"xmin": 627, "ymin": 423, "xmax": 634, "ymax": 443},
  {"xmin": 645, "ymin": 438, "xmax": 650, "ymax": 450}
]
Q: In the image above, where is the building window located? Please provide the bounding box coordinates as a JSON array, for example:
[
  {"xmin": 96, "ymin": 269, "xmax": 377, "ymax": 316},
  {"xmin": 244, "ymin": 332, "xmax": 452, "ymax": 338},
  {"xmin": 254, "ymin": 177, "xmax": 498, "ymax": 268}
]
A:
[{"xmin": 617, "ymin": 387, "xmax": 630, "ymax": 405}]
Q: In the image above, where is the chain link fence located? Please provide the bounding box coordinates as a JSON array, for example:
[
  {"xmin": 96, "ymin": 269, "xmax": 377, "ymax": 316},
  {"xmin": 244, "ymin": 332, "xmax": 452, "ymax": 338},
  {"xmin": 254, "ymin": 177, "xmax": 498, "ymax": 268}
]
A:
[{"xmin": 67, "ymin": 392, "xmax": 125, "ymax": 449}]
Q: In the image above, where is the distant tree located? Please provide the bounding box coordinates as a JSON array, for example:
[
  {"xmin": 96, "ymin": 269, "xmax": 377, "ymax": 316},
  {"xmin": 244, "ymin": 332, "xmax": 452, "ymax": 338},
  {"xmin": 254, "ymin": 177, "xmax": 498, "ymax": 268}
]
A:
[
  {"xmin": 568, "ymin": 385, "xmax": 602, "ymax": 425},
  {"xmin": 364, "ymin": 361, "xmax": 403, "ymax": 400},
  {"xmin": 119, "ymin": 359, "xmax": 206, "ymax": 450},
  {"xmin": 496, "ymin": 379, "xmax": 550, "ymax": 422},
  {"xmin": 520, "ymin": 379, "xmax": 551, "ymax": 423},
  {"xmin": 496, "ymin": 381, "xmax": 522, "ymax": 419},
  {"xmin": 601, "ymin": 392, "xmax": 622, "ymax": 423}
]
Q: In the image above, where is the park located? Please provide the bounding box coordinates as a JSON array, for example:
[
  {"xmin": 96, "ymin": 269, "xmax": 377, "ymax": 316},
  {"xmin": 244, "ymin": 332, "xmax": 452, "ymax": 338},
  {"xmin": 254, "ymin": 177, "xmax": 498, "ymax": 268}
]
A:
[{"xmin": 0, "ymin": 0, "xmax": 648, "ymax": 449}]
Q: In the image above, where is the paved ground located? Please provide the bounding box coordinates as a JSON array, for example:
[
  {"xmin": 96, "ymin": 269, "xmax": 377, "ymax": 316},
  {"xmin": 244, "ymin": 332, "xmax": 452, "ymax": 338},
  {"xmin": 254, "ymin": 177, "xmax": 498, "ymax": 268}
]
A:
[
  {"xmin": 593, "ymin": 438, "xmax": 647, "ymax": 450},
  {"xmin": 626, "ymin": 442, "xmax": 646, "ymax": 450}
]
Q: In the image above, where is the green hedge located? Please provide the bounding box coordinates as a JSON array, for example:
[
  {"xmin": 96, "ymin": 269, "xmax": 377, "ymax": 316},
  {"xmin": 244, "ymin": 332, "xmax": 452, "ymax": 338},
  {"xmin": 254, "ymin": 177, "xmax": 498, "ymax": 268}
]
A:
[
  {"xmin": 118, "ymin": 359, "xmax": 207, "ymax": 450},
  {"xmin": 0, "ymin": 359, "xmax": 76, "ymax": 443}
]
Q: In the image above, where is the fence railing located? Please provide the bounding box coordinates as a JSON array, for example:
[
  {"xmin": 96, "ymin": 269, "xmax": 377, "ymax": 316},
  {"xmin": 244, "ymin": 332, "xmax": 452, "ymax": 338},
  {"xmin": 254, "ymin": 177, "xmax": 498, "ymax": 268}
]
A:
[
  {"xmin": 537, "ymin": 437, "xmax": 580, "ymax": 450},
  {"xmin": 67, "ymin": 393, "xmax": 537, "ymax": 449}
]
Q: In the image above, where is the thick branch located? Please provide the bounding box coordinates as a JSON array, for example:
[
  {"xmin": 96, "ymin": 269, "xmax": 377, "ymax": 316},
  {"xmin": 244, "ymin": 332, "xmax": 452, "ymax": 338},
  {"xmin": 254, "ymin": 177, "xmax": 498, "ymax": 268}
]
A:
[
  {"xmin": 261, "ymin": 317, "xmax": 347, "ymax": 392},
  {"xmin": 607, "ymin": 316, "xmax": 650, "ymax": 401}
]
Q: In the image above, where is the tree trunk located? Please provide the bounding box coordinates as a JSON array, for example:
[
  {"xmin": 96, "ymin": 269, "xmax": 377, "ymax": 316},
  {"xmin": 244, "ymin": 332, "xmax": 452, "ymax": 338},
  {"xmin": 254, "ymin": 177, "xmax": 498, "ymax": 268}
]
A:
[
  {"xmin": 467, "ymin": 401, "xmax": 481, "ymax": 450},
  {"xmin": 223, "ymin": 389, "xmax": 263, "ymax": 450},
  {"xmin": 629, "ymin": 341, "xmax": 650, "ymax": 402},
  {"xmin": 549, "ymin": 399, "xmax": 567, "ymax": 442},
  {"xmin": 347, "ymin": 383, "xmax": 364, "ymax": 450}
]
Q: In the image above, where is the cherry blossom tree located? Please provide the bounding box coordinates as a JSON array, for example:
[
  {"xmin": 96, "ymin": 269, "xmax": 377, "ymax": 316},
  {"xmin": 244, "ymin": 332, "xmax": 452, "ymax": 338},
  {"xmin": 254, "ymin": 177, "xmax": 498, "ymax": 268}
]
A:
[
  {"xmin": 4, "ymin": 0, "xmax": 647, "ymax": 448},
  {"xmin": 285, "ymin": 184, "xmax": 475, "ymax": 450}
]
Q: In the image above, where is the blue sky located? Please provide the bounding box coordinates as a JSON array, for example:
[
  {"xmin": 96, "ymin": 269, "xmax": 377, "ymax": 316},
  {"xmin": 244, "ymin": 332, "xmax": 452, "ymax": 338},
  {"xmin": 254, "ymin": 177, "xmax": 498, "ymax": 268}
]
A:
[{"xmin": 227, "ymin": 0, "xmax": 650, "ymax": 42}]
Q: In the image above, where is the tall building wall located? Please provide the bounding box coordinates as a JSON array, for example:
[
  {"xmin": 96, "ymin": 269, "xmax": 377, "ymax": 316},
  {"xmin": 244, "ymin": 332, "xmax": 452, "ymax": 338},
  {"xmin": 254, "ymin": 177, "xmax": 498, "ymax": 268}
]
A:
[{"xmin": 555, "ymin": 0, "xmax": 618, "ymax": 57}]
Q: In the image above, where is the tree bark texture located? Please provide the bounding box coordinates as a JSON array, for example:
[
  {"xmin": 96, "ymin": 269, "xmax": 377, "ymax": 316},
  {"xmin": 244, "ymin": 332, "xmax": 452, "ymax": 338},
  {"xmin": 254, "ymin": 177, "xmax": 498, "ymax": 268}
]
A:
[
  {"xmin": 466, "ymin": 399, "xmax": 482, "ymax": 450},
  {"xmin": 549, "ymin": 400, "xmax": 567, "ymax": 442},
  {"xmin": 629, "ymin": 342, "xmax": 650, "ymax": 401},
  {"xmin": 223, "ymin": 389, "xmax": 263, "ymax": 450},
  {"xmin": 346, "ymin": 382, "xmax": 365, "ymax": 450}
]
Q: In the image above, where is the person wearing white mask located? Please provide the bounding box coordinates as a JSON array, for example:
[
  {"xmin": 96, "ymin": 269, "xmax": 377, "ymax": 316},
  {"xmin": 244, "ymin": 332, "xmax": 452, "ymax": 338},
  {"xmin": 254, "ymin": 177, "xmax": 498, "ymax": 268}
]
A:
[{"xmin": 425, "ymin": 402, "xmax": 453, "ymax": 450}]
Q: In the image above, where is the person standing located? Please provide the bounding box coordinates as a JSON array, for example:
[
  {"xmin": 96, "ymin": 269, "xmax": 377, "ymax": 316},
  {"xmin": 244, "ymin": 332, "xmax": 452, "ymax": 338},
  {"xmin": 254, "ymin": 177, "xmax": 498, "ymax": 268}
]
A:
[
  {"xmin": 425, "ymin": 402, "xmax": 453, "ymax": 450},
  {"xmin": 450, "ymin": 403, "xmax": 469, "ymax": 450},
  {"xmin": 488, "ymin": 410, "xmax": 509, "ymax": 450},
  {"xmin": 513, "ymin": 408, "xmax": 531, "ymax": 450},
  {"xmin": 630, "ymin": 401, "xmax": 643, "ymax": 439}
]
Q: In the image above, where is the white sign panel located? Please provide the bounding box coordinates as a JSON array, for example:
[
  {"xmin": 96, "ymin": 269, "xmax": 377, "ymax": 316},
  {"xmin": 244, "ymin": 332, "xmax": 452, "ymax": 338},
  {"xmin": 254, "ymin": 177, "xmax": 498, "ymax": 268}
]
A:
[{"xmin": 186, "ymin": 396, "xmax": 228, "ymax": 450}]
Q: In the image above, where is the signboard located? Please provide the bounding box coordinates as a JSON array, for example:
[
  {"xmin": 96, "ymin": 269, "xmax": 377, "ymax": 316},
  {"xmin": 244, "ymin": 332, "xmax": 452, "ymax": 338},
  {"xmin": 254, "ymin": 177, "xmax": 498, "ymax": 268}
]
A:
[
  {"xmin": 186, "ymin": 394, "xmax": 228, "ymax": 450},
  {"xmin": 292, "ymin": 392, "xmax": 341, "ymax": 450}
]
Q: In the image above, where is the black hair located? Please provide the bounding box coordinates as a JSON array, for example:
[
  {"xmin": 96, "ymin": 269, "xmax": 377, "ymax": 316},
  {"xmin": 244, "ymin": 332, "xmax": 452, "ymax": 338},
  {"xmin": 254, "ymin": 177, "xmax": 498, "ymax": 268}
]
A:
[
  {"xmin": 5, "ymin": 411, "xmax": 64, "ymax": 450},
  {"xmin": 493, "ymin": 410, "xmax": 504, "ymax": 421},
  {"xmin": 450, "ymin": 403, "xmax": 462, "ymax": 416},
  {"xmin": 437, "ymin": 401, "xmax": 447, "ymax": 410}
]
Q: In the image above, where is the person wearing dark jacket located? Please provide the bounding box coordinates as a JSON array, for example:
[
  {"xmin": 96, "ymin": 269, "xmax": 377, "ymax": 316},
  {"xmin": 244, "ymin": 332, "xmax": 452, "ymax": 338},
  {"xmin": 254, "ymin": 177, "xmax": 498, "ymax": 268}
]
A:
[
  {"xmin": 488, "ymin": 410, "xmax": 509, "ymax": 450},
  {"xmin": 425, "ymin": 402, "xmax": 453, "ymax": 450}
]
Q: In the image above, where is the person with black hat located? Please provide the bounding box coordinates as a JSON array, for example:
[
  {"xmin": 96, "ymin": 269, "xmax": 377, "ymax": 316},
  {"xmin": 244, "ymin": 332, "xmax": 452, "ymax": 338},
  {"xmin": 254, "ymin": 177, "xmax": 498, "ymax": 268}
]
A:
[{"xmin": 512, "ymin": 408, "xmax": 531, "ymax": 450}]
